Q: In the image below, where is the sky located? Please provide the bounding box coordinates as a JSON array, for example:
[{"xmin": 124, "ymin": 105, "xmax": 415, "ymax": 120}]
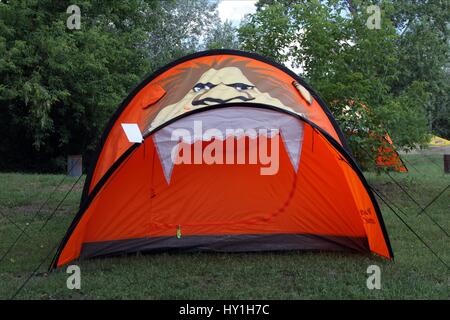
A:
[{"xmin": 217, "ymin": 0, "xmax": 257, "ymax": 26}]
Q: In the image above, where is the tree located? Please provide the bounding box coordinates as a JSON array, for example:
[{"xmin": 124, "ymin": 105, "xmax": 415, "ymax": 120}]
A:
[
  {"xmin": 145, "ymin": 0, "xmax": 221, "ymax": 70},
  {"xmin": 0, "ymin": 0, "xmax": 222, "ymax": 172},
  {"xmin": 239, "ymin": 0, "xmax": 448, "ymax": 167},
  {"xmin": 390, "ymin": 0, "xmax": 450, "ymax": 138},
  {"xmin": 0, "ymin": 0, "xmax": 157, "ymax": 170},
  {"xmin": 204, "ymin": 20, "xmax": 240, "ymax": 50}
]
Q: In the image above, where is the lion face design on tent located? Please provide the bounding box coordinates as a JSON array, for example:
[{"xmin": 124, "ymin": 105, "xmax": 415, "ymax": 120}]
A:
[
  {"xmin": 150, "ymin": 66, "xmax": 298, "ymax": 129},
  {"xmin": 148, "ymin": 58, "xmax": 306, "ymax": 130}
]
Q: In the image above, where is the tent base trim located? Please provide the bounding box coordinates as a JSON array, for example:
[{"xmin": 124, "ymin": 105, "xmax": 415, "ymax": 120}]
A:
[{"xmin": 79, "ymin": 234, "xmax": 369, "ymax": 260}]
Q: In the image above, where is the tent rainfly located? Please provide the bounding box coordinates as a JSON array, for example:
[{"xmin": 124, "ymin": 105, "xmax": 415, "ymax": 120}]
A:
[
  {"xmin": 339, "ymin": 100, "xmax": 407, "ymax": 172},
  {"xmin": 51, "ymin": 50, "xmax": 393, "ymax": 269}
]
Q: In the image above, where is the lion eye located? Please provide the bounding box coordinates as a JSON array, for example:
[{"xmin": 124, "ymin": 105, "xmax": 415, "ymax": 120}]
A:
[
  {"xmin": 228, "ymin": 83, "xmax": 254, "ymax": 91},
  {"xmin": 193, "ymin": 82, "xmax": 215, "ymax": 93}
]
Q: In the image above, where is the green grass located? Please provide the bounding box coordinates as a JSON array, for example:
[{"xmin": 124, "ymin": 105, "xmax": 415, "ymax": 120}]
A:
[{"xmin": 0, "ymin": 154, "xmax": 448, "ymax": 299}]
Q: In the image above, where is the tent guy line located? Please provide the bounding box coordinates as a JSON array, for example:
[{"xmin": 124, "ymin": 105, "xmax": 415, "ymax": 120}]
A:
[
  {"xmin": 385, "ymin": 172, "xmax": 449, "ymax": 237},
  {"xmin": 0, "ymin": 158, "xmax": 82, "ymax": 265},
  {"xmin": 371, "ymin": 188, "xmax": 449, "ymax": 270},
  {"xmin": 417, "ymin": 184, "xmax": 450, "ymax": 216},
  {"xmin": 356, "ymin": 144, "xmax": 449, "ymax": 238}
]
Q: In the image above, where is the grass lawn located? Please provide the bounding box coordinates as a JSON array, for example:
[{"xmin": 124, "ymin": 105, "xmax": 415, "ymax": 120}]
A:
[{"xmin": 0, "ymin": 153, "xmax": 448, "ymax": 299}]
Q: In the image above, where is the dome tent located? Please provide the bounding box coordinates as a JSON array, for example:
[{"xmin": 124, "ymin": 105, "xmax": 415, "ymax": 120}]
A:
[
  {"xmin": 51, "ymin": 50, "xmax": 393, "ymax": 269},
  {"xmin": 339, "ymin": 100, "xmax": 408, "ymax": 172}
]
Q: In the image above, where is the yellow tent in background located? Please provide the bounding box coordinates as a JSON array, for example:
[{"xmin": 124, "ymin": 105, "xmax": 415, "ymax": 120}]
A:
[{"xmin": 429, "ymin": 135, "xmax": 450, "ymax": 147}]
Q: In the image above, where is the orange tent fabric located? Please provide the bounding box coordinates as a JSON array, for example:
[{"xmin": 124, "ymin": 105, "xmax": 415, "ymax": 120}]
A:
[
  {"xmin": 51, "ymin": 50, "xmax": 393, "ymax": 269},
  {"xmin": 376, "ymin": 133, "xmax": 408, "ymax": 172}
]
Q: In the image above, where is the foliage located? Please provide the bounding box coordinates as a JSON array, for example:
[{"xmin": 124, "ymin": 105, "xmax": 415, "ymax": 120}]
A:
[
  {"xmin": 239, "ymin": 0, "xmax": 449, "ymax": 167},
  {"xmin": 0, "ymin": 0, "xmax": 221, "ymax": 172},
  {"xmin": 1, "ymin": 0, "xmax": 448, "ymax": 172},
  {"xmin": 204, "ymin": 20, "xmax": 240, "ymax": 50},
  {"xmin": 145, "ymin": 0, "xmax": 221, "ymax": 69}
]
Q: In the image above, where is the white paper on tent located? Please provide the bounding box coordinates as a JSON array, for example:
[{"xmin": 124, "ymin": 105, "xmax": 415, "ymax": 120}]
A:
[{"xmin": 121, "ymin": 123, "xmax": 143, "ymax": 143}]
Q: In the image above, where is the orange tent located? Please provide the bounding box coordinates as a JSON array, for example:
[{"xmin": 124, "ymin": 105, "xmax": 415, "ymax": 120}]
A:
[
  {"xmin": 340, "ymin": 100, "xmax": 407, "ymax": 172},
  {"xmin": 51, "ymin": 50, "xmax": 393, "ymax": 269},
  {"xmin": 376, "ymin": 133, "xmax": 408, "ymax": 172}
]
